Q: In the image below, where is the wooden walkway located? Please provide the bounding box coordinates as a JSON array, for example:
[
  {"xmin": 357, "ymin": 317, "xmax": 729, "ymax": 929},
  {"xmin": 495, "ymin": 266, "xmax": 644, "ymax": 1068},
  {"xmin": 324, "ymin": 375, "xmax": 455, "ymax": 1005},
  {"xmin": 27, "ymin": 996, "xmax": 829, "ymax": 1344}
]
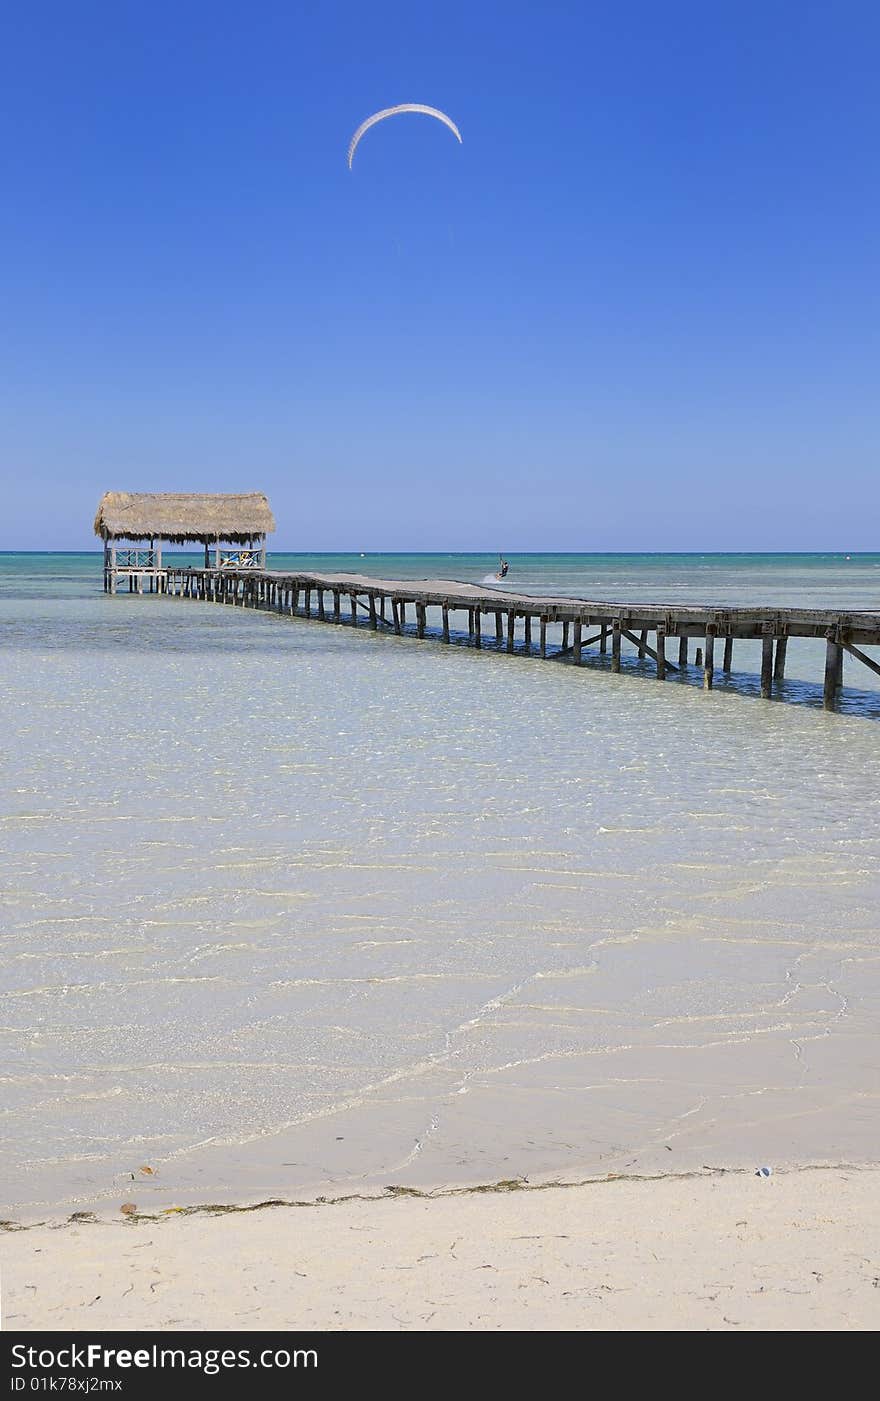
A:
[{"xmin": 157, "ymin": 566, "xmax": 880, "ymax": 711}]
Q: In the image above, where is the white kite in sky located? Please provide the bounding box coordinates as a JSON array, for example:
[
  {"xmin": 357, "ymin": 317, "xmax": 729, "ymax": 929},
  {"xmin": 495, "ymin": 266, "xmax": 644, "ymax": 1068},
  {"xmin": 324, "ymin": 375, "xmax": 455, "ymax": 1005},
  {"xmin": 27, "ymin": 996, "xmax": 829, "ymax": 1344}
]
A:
[{"xmin": 347, "ymin": 104, "xmax": 462, "ymax": 168}]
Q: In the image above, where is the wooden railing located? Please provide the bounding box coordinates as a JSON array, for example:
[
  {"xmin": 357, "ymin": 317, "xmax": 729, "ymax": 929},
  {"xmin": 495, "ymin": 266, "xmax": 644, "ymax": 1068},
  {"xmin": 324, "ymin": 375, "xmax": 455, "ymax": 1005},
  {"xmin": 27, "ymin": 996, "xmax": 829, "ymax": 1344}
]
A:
[{"xmin": 114, "ymin": 549, "xmax": 159, "ymax": 569}]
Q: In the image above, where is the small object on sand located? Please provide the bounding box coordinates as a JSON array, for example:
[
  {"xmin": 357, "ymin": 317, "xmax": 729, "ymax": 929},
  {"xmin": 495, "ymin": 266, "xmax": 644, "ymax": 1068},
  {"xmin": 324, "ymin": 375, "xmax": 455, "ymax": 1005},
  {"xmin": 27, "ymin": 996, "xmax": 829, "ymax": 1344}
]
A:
[
  {"xmin": 139, "ymin": 1165, "xmax": 155, "ymax": 1175},
  {"xmin": 120, "ymin": 1202, "xmax": 137, "ymax": 1215},
  {"xmin": 755, "ymin": 1166, "xmax": 772, "ymax": 1178}
]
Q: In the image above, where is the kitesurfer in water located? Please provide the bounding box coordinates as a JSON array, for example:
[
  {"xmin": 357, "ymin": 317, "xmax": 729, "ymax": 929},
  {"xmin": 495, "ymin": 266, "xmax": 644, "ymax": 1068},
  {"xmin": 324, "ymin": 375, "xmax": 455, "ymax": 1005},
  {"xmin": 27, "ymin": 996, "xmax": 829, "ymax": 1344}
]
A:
[{"xmin": 496, "ymin": 555, "xmax": 509, "ymax": 580}]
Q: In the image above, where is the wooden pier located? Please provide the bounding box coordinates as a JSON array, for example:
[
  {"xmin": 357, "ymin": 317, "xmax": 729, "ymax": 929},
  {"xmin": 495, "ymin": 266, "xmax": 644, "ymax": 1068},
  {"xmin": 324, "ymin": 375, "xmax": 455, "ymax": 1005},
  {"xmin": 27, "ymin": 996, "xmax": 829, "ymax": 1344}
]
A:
[{"xmin": 158, "ymin": 565, "xmax": 880, "ymax": 712}]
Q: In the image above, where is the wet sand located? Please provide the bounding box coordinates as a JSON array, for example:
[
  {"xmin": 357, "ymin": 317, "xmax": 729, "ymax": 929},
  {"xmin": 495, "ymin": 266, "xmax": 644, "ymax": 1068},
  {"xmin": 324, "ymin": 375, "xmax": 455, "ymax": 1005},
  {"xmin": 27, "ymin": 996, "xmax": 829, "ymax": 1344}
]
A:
[{"xmin": 3, "ymin": 1167, "xmax": 879, "ymax": 1332}]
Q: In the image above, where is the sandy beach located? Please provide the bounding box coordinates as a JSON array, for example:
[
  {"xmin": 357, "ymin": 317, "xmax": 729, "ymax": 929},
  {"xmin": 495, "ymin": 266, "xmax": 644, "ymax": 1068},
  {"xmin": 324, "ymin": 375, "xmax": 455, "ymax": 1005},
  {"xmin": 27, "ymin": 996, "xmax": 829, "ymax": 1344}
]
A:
[{"xmin": 3, "ymin": 1167, "xmax": 878, "ymax": 1332}]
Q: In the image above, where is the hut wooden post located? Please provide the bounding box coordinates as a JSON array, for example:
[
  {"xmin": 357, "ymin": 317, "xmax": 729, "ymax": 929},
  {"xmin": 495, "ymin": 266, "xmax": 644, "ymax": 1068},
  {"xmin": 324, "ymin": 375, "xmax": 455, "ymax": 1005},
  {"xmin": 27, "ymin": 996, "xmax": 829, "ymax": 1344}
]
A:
[
  {"xmin": 416, "ymin": 603, "xmax": 426, "ymax": 639},
  {"xmin": 678, "ymin": 634, "xmax": 688, "ymax": 667},
  {"xmin": 473, "ymin": 607, "xmax": 482, "ymax": 649},
  {"xmin": 723, "ymin": 636, "xmax": 734, "ymax": 673},
  {"xmin": 495, "ymin": 611, "xmax": 503, "ymax": 645},
  {"xmin": 774, "ymin": 635, "xmax": 788, "ymax": 681},
  {"xmin": 467, "ymin": 608, "xmax": 474, "ymax": 641},
  {"xmin": 600, "ymin": 624, "xmax": 608, "ymax": 654},
  {"xmin": 350, "ymin": 592, "xmax": 358, "ymax": 626},
  {"xmin": 704, "ymin": 626, "xmax": 716, "ymax": 689},
  {"xmin": 304, "ymin": 586, "xmax": 312, "ymax": 618},
  {"xmin": 399, "ymin": 601, "xmax": 406, "ymax": 630},
  {"xmin": 562, "ymin": 621, "xmax": 570, "ymax": 651},
  {"xmin": 611, "ymin": 620, "xmax": 621, "ymax": 672},
  {"xmin": 823, "ymin": 630, "xmax": 843, "ymax": 709},
  {"xmin": 317, "ymin": 589, "xmax": 326, "ymax": 620},
  {"xmin": 638, "ymin": 629, "xmax": 647, "ymax": 660},
  {"xmin": 507, "ymin": 610, "xmax": 516, "ymax": 653},
  {"xmin": 392, "ymin": 599, "xmax": 401, "ymax": 634},
  {"xmin": 369, "ymin": 594, "xmax": 378, "ymax": 630},
  {"xmin": 761, "ymin": 629, "xmax": 774, "ymax": 698},
  {"xmin": 656, "ymin": 627, "xmax": 666, "ymax": 679},
  {"xmin": 523, "ymin": 615, "xmax": 532, "ymax": 654},
  {"xmin": 333, "ymin": 589, "xmax": 341, "ymax": 623},
  {"xmin": 573, "ymin": 621, "xmax": 583, "ymax": 665},
  {"xmin": 540, "ymin": 617, "xmax": 547, "ymax": 659},
  {"xmin": 442, "ymin": 603, "xmax": 450, "ymax": 642}
]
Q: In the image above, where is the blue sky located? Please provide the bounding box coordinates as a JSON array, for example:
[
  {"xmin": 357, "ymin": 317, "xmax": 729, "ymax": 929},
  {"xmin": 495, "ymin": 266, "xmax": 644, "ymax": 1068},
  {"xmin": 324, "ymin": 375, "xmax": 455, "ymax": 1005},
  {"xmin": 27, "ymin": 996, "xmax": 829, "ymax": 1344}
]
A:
[{"xmin": 1, "ymin": 1, "xmax": 878, "ymax": 550}]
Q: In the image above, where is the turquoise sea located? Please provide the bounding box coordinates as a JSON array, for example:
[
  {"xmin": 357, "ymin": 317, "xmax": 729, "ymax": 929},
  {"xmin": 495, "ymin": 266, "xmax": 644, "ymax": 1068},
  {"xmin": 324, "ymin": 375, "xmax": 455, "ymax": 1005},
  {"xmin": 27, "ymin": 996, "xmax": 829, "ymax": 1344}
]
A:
[
  {"xmin": 6, "ymin": 548, "xmax": 880, "ymax": 609},
  {"xmin": 1, "ymin": 552, "xmax": 879, "ymax": 1217}
]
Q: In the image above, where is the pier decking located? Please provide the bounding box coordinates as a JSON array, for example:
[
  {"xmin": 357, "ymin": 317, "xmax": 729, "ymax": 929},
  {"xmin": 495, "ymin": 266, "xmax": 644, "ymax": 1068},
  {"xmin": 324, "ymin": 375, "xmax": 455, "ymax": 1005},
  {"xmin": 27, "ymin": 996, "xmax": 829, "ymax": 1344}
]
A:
[{"xmin": 153, "ymin": 565, "xmax": 880, "ymax": 712}]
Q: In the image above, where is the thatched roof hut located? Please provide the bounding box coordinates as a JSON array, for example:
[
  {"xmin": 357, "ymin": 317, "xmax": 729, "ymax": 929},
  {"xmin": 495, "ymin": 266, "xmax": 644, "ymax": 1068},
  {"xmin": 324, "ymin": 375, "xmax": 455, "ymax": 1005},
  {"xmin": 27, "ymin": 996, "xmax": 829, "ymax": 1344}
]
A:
[{"xmin": 93, "ymin": 492, "xmax": 276, "ymax": 544}]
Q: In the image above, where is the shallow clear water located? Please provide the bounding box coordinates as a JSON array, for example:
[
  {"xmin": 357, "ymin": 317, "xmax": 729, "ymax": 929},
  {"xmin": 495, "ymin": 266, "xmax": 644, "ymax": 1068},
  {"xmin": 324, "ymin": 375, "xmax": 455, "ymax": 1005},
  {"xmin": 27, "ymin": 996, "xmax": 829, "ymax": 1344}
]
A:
[{"xmin": 1, "ymin": 553, "xmax": 879, "ymax": 1216}]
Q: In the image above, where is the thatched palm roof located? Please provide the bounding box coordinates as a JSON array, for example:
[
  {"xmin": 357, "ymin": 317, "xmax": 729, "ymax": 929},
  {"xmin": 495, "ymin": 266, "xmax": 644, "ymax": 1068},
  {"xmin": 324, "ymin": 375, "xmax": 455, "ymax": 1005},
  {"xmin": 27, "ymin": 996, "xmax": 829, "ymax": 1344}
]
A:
[{"xmin": 94, "ymin": 492, "xmax": 276, "ymax": 544}]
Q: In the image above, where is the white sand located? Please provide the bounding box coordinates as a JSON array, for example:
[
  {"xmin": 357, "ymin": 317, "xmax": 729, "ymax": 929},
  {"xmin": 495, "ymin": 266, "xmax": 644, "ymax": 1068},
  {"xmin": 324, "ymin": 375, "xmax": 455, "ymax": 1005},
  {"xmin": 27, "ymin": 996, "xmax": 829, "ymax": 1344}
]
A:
[{"xmin": 3, "ymin": 1168, "xmax": 879, "ymax": 1332}]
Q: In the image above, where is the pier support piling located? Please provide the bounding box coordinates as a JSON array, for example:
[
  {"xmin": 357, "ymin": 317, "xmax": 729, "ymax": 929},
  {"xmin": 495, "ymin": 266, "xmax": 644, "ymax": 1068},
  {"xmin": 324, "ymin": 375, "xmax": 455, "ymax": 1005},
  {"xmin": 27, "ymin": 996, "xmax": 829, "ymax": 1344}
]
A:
[
  {"xmin": 824, "ymin": 631, "xmax": 843, "ymax": 710},
  {"xmin": 656, "ymin": 627, "xmax": 667, "ymax": 680},
  {"xmin": 704, "ymin": 627, "xmax": 716, "ymax": 690},
  {"xmin": 761, "ymin": 630, "xmax": 774, "ymax": 698}
]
